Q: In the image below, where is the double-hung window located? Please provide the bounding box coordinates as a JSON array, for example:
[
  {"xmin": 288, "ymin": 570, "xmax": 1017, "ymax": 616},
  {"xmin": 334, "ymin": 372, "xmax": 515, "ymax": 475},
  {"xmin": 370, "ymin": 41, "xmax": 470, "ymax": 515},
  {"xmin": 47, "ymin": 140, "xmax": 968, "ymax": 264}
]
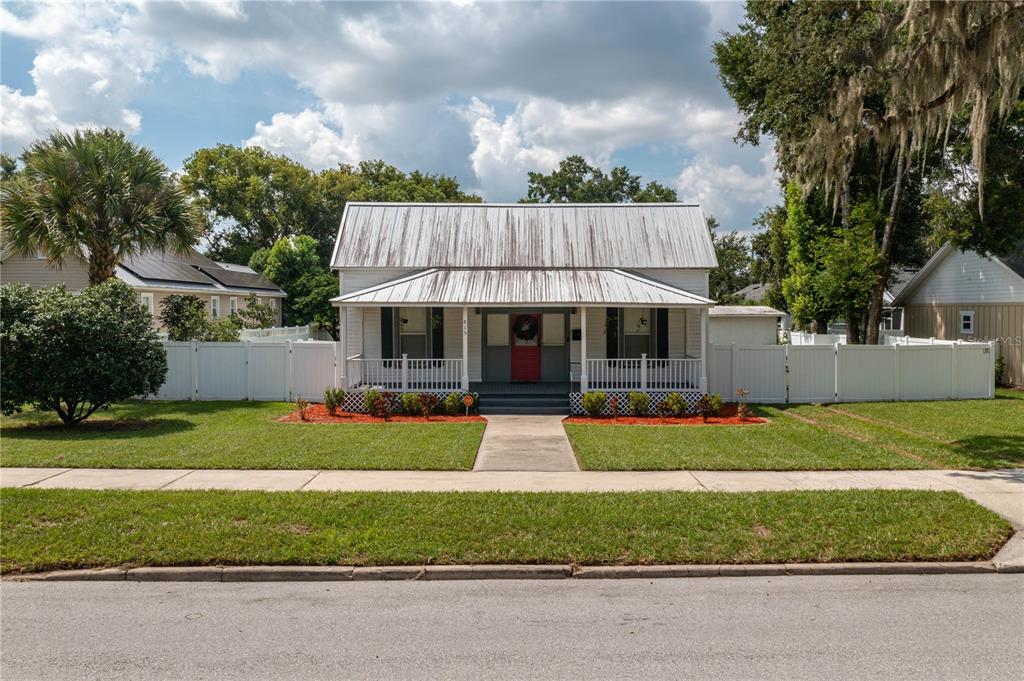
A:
[
  {"xmin": 398, "ymin": 307, "xmax": 428, "ymax": 358},
  {"xmin": 622, "ymin": 308, "xmax": 652, "ymax": 358},
  {"xmin": 959, "ymin": 310, "xmax": 975, "ymax": 335},
  {"xmin": 229, "ymin": 297, "xmax": 238, "ymax": 316},
  {"xmin": 210, "ymin": 296, "xmax": 221, "ymax": 319},
  {"xmin": 140, "ymin": 292, "xmax": 154, "ymax": 315}
]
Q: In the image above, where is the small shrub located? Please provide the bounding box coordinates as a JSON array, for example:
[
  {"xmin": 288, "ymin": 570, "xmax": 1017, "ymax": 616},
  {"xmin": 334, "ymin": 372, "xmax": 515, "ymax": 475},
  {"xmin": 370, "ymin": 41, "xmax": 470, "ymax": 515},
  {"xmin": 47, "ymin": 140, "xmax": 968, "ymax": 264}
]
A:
[
  {"xmin": 663, "ymin": 392, "xmax": 688, "ymax": 417},
  {"xmin": 694, "ymin": 393, "xmax": 723, "ymax": 422},
  {"xmin": 363, "ymin": 389, "xmax": 382, "ymax": 414},
  {"xmin": 443, "ymin": 391, "xmax": 464, "ymax": 415},
  {"xmin": 369, "ymin": 391, "xmax": 397, "ymax": 420},
  {"xmin": 626, "ymin": 391, "xmax": 650, "ymax": 416},
  {"xmin": 295, "ymin": 398, "xmax": 310, "ymax": 421},
  {"xmin": 323, "ymin": 387, "xmax": 345, "ymax": 415},
  {"xmin": 735, "ymin": 387, "xmax": 751, "ymax": 421},
  {"xmin": 400, "ymin": 392, "xmax": 422, "ymax": 416},
  {"xmin": 656, "ymin": 400, "xmax": 674, "ymax": 419},
  {"xmin": 609, "ymin": 395, "xmax": 620, "ymax": 419},
  {"xmin": 419, "ymin": 393, "xmax": 439, "ymax": 419},
  {"xmin": 995, "ymin": 354, "xmax": 1006, "ymax": 387},
  {"xmin": 581, "ymin": 391, "xmax": 607, "ymax": 417}
]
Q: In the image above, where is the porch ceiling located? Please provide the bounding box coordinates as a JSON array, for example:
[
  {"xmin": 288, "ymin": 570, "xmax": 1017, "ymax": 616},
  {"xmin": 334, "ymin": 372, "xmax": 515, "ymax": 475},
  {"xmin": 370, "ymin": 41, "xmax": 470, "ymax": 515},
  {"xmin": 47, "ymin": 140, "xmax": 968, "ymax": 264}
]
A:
[{"xmin": 331, "ymin": 268, "xmax": 714, "ymax": 307}]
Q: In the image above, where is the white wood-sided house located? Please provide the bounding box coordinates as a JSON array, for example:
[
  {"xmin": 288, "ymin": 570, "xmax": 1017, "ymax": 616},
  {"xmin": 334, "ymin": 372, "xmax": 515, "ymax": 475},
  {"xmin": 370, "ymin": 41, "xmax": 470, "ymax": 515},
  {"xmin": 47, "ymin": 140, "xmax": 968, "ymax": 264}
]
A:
[{"xmin": 329, "ymin": 203, "xmax": 717, "ymax": 413}]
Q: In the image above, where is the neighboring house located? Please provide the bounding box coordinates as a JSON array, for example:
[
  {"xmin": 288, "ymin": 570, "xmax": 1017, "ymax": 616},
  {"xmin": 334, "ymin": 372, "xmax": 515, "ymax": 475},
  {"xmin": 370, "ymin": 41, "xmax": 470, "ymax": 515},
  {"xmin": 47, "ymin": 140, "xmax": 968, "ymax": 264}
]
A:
[
  {"xmin": 891, "ymin": 244, "xmax": 1024, "ymax": 386},
  {"xmin": 709, "ymin": 305, "xmax": 785, "ymax": 345},
  {"xmin": 734, "ymin": 282, "xmax": 769, "ymax": 304},
  {"xmin": 0, "ymin": 247, "xmax": 285, "ymax": 329},
  {"xmin": 330, "ymin": 203, "xmax": 717, "ymax": 412}
]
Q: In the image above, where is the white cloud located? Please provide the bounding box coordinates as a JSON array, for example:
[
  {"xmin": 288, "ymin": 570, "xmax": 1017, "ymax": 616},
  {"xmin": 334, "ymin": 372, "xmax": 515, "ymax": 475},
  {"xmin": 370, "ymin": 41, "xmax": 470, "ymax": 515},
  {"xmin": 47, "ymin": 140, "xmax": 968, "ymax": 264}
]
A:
[
  {"xmin": 676, "ymin": 149, "xmax": 780, "ymax": 229},
  {"xmin": 0, "ymin": 1, "xmax": 158, "ymax": 152},
  {"xmin": 244, "ymin": 109, "xmax": 360, "ymax": 169}
]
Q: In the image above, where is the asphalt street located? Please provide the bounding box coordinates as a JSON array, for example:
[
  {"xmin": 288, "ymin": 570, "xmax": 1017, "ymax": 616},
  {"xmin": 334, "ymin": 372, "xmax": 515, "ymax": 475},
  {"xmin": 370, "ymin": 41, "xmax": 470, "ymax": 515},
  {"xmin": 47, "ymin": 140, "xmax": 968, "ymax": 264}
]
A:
[{"xmin": 2, "ymin": 574, "xmax": 1022, "ymax": 680}]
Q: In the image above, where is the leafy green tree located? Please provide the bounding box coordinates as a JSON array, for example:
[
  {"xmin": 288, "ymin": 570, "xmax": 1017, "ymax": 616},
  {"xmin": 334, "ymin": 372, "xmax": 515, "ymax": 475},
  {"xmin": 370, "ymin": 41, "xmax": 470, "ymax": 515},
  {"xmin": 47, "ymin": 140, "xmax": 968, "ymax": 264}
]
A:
[
  {"xmin": 181, "ymin": 149, "xmax": 479, "ymax": 266},
  {"xmin": 181, "ymin": 145, "xmax": 345, "ymax": 265},
  {"xmin": 707, "ymin": 216, "xmax": 753, "ymax": 304},
  {"xmin": 159, "ymin": 295, "xmax": 211, "ymax": 342},
  {"xmin": 0, "ymin": 280, "xmax": 167, "ymax": 426},
  {"xmin": 816, "ymin": 204, "xmax": 882, "ymax": 344},
  {"xmin": 715, "ymin": 1, "xmax": 1024, "ymax": 342},
  {"xmin": 522, "ymin": 155, "xmax": 678, "ymax": 203},
  {"xmin": 292, "ymin": 271, "xmax": 342, "ymax": 340},
  {"xmin": 1, "ymin": 129, "xmax": 200, "ymax": 285},
  {"xmin": 249, "ymin": 235, "xmax": 340, "ymax": 337},
  {"xmin": 347, "ymin": 160, "xmax": 481, "ymax": 203},
  {"xmin": 780, "ymin": 183, "xmax": 831, "ymax": 332},
  {"xmin": 233, "ymin": 293, "xmax": 277, "ymax": 330},
  {"xmin": 749, "ymin": 206, "xmax": 789, "ymax": 311}
]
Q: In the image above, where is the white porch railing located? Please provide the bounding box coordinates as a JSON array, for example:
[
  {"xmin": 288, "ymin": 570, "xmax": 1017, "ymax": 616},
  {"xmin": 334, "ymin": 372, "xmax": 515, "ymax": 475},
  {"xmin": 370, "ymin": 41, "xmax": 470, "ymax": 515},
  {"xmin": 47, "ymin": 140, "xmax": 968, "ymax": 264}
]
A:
[
  {"xmin": 586, "ymin": 356, "xmax": 703, "ymax": 392},
  {"xmin": 347, "ymin": 355, "xmax": 464, "ymax": 392}
]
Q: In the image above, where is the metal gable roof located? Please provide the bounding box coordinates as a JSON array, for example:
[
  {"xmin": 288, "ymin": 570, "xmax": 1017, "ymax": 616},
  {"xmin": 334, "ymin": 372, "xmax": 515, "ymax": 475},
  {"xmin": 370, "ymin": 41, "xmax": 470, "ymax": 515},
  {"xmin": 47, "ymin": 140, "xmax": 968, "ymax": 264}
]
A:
[
  {"xmin": 330, "ymin": 203, "xmax": 718, "ymax": 269},
  {"xmin": 331, "ymin": 268, "xmax": 714, "ymax": 307}
]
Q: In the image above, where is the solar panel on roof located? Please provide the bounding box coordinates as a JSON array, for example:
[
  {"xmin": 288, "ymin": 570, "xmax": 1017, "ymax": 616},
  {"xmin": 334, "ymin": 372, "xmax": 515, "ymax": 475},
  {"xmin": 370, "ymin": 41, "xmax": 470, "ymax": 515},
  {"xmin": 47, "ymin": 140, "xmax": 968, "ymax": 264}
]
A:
[{"xmin": 120, "ymin": 252, "xmax": 216, "ymax": 286}]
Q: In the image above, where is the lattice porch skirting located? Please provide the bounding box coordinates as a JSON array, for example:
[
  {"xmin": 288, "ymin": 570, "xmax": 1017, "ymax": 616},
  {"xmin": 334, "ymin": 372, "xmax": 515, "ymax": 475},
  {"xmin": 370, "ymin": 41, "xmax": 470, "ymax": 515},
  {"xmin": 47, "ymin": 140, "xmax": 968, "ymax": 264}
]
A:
[
  {"xmin": 341, "ymin": 390, "xmax": 478, "ymax": 414},
  {"xmin": 569, "ymin": 390, "xmax": 704, "ymax": 416}
]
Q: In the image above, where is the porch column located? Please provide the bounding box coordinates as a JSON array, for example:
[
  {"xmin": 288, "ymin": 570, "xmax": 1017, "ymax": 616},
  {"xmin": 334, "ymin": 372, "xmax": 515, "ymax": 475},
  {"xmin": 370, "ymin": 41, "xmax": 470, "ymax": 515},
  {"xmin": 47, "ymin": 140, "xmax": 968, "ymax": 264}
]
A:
[
  {"xmin": 338, "ymin": 305, "xmax": 348, "ymax": 389},
  {"xmin": 699, "ymin": 307, "xmax": 708, "ymax": 393},
  {"xmin": 580, "ymin": 307, "xmax": 588, "ymax": 391},
  {"xmin": 461, "ymin": 306, "xmax": 470, "ymax": 391}
]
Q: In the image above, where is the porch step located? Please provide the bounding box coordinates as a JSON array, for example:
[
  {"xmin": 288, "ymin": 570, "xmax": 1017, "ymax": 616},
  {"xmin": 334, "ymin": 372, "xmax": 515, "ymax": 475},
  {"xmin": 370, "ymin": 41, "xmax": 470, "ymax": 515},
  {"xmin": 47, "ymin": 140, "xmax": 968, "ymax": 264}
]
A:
[{"xmin": 477, "ymin": 392, "xmax": 569, "ymax": 416}]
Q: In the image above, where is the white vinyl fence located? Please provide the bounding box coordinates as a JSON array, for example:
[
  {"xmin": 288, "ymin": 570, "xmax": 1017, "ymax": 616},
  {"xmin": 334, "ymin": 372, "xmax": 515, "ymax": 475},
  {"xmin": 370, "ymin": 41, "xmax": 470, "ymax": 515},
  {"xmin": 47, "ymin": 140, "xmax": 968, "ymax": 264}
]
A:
[
  {"xmin": 708, "ymin": 340, "xmax": 996, "ymax": 404},
  {"xmin": 790, "ymin": 330, "xmax": 906, "ymax": 345},
  {"xmin": 154, "ymin": 341, "xmax": 339, "ymax": 401},
  {"xmin": 239, "ymin": 325, "xmax": 312, "ymax": 342}
]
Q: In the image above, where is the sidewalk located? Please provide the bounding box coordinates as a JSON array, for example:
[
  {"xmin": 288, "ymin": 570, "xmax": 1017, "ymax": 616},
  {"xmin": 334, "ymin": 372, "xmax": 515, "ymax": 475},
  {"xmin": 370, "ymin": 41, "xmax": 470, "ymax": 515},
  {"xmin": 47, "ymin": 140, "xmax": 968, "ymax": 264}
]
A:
[{"xmin": 3, "ymin": 467, "xmax": 1022, "ymax": 526}]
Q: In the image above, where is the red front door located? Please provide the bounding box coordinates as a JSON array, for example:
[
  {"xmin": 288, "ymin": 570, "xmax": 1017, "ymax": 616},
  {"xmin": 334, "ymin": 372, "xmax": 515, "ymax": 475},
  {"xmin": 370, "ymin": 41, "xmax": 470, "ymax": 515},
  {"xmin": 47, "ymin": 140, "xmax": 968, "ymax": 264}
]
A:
[{"xmin": 510, "ymin": 313, "xmax": 542, "ymax": 382}]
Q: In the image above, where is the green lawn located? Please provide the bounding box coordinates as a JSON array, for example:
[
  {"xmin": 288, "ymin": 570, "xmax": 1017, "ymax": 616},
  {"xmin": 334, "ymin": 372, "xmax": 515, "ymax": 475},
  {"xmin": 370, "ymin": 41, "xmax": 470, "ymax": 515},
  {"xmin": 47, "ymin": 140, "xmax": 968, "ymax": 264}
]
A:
[
  {"xmin": 0, "ymin": 401, "xmax": 485, "ymax": 470},
  {"xmin": 0, "ymin": 488, "xmax": 1011, "ymax": 573},
  {"xmin": 567, "ymin": 389, "xmax": 1024, "ymax": 471}
]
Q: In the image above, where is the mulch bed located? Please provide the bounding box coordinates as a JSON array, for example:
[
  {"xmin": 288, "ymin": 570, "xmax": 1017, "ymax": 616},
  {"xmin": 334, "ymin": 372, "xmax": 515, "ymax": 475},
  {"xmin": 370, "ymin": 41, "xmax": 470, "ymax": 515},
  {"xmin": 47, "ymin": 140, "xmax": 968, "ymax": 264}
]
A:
[
  {"xmin": 276, "ymin": 404, "xmax": 485, "ymax": 424},
  {"xmin": 565, "ymin": 403, "xmax": 767, "ymax": 426}
]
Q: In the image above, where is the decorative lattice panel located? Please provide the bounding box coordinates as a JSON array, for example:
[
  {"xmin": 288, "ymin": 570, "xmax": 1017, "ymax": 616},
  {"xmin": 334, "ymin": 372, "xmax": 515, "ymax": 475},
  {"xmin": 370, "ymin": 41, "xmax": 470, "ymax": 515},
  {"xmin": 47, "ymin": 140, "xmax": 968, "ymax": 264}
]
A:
[
  {"xmin": 340, "ymin": 390, "xmax": 476, "ymax": 414},
  {"xmin": 569, "ymin": 390, "xmax": 704, "ymax": 416}
]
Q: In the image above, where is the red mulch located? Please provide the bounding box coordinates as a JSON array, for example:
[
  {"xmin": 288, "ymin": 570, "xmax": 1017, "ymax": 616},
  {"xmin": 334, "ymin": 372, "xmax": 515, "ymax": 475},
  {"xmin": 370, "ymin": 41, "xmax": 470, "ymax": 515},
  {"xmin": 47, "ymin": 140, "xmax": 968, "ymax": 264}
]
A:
[
  {"xmin": 276, "ymin": 404, "xmax": 485, "ymax": 424},
  {"xmin": 564, "ymin": 403, "xmax": 766, "ymax": 426}
]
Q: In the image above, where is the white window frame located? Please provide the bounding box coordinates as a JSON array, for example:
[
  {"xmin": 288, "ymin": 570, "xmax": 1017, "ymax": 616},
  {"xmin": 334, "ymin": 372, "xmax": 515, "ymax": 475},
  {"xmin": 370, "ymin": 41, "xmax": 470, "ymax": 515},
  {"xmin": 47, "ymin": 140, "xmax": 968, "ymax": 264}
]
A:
[
  {"xmin": 210, "ymin": 296, "xmax": 221, "ymax": 319},
  {"xmin": 140, "ymin": 292, "xmax": 154, "ymax": 315},
  {"xmin": 397, "ymin": 307, "xmax": 428, "ymax": 358},
  {"xmin": 229, "ymin": 297, "xmax": 238, "ymax": 315},
  {"xmin": 959, "ymin": 310, "xmax": 974, "ymax": 335},
  {"xmin": 268, "ymin": 298, "xmax": 277, "ymax": 310}
]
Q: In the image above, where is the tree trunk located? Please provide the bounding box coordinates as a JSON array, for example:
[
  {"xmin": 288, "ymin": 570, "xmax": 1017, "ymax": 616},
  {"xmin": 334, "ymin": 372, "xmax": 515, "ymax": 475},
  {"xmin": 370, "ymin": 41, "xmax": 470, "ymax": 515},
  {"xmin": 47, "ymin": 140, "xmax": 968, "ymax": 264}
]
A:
[
  {"xmin": 866, "ymin": 144, "xmax": 907, "ymax": 345},
  {"xmin": 88, "ymin": 241, "xmax": 118, "ymax": 285},
  {"xmin": 846, "ymin": 313, "xmax": 860, "ymax": 345}
]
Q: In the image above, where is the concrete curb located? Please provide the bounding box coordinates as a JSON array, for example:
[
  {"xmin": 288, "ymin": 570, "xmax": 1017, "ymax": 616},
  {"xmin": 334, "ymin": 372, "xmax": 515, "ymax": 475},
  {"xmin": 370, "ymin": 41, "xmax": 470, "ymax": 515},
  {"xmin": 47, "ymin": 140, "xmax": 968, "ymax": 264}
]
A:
[
  {"xmin": 992, "ymin": 532, "xmax": 1024, "ymax": 573},
  {"xmin": 6, "ymin": 560, "xmax": 1013, "ymax": 582}
]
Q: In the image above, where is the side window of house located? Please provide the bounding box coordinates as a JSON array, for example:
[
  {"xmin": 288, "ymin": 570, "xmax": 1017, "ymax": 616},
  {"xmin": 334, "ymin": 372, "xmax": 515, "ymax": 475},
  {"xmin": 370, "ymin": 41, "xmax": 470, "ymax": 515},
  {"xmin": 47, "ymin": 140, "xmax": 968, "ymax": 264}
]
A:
[
  {"xmin": 959, "ymin": 310, "xmax": 974, "ymax": 335},
  {"xmin": 140, "ymin": 292, "xmax": 154, "ymax": 315},
  {"xmin": 229, "ymin": 297, "xmax": 238, "ymax": 316},
  {"xmin": 398, "ymin": 307, "xmax": 428, "ymax": 358},
  {"xmin": 210, "ymin": 296, "xmax": 220, "ymax": 319},
  {"xmin": 622, "ymin": 308, "xmax": 651, "ymax": 357}
]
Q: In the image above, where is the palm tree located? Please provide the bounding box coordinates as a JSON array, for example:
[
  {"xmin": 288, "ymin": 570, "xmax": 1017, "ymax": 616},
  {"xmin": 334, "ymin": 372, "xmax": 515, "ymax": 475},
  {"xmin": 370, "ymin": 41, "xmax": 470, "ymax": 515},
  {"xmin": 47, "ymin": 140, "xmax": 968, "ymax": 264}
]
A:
[{"xmin": 1, "ymin": 128, "xmax": 200, "ymax": 284}]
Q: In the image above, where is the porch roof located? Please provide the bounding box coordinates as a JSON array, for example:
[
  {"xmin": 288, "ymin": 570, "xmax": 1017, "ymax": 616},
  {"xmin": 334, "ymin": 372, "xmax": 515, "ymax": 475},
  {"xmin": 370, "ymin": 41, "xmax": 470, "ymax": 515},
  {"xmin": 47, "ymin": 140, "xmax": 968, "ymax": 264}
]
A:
[{"xmin": 331, "ymin": 268, "xmax": 714, "ymax": 307}]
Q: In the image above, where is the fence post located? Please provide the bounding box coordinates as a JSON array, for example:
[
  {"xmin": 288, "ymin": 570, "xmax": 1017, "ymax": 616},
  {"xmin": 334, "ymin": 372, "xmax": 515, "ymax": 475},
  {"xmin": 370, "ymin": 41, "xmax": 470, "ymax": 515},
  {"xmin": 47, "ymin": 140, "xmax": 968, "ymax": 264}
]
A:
[
  {"xmin": 988, "ymin": 340, "xmax": 997, "ymax": 398},
  {"xmin": 244, "ymin": 341, "xmax": 252, "ymax": 401},
  {"xmin": 730, "ymin": 343, "xmax": 738, "ymax": 398},
  {"xmin": 833, "ymin": 342, "xmax": 840, "ymax": 403},
  {"xmin": 402, "ymin": 353, "xmax": 409, "ymax": 392},
  {"xmin": 191, "ymin": 340, "xmax": 199, "ymax": 400},
  {"xmin": 285, "ymin": 340, "xmax": 293, "ymax": 401},
  {"xmin": 893, "ymin": 343, "xmax": 901, "ymax": 401},
  {"xmin": 950, "ymin": 341, "xmax": 959, "ymax": 400},
  {"xmin": 640, "ymin": 353, "xmax": 648, "ymax": 391}
]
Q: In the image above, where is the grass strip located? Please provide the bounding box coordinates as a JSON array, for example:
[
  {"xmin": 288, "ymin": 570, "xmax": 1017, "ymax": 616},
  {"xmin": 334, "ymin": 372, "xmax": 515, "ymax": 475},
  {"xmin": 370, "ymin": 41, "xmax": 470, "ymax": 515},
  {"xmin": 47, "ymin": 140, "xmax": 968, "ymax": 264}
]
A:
[
  {"xmin": 0, "ymin": 488, "xmax": 1011, "ymax": 574},
  {"xmin": 0, "ymin": 401, "xmax": 485, "ymax": 470}
]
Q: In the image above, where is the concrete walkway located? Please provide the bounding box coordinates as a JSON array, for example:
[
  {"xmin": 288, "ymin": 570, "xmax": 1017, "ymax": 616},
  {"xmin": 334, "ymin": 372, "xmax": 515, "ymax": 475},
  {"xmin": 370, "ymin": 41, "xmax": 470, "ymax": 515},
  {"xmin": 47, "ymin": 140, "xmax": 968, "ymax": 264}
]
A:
[
  {"xmin": 473, "ymin": 416, "xmax": 579, "ymax": 471},
  {"xmin": 3, "ymin": 467, "xmax": 1021, "ymax": 526}
]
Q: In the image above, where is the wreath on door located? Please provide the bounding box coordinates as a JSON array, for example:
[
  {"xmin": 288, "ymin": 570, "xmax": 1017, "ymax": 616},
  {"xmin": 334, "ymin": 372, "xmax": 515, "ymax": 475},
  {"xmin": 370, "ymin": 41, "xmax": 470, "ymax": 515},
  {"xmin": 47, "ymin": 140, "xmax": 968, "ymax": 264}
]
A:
[{"xmin": 513, "ymin": 315, "xmax": 539, "ymax": 342}]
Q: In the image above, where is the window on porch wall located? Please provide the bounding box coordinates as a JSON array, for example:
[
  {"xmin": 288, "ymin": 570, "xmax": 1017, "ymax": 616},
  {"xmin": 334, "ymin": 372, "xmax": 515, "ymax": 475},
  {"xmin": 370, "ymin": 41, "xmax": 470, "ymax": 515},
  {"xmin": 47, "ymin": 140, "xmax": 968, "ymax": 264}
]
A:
[
  {"xmin": 381, "ymin": 307, "xmax": 445, "ymax": 359},
  {"xmin": 607, "ymin": 308, "xmax": 670, "ymax": 359}
]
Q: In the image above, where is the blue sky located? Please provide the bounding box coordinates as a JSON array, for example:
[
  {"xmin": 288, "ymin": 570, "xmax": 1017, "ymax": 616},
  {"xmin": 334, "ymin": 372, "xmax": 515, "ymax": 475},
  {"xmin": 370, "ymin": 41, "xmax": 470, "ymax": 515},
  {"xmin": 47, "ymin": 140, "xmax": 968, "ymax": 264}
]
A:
[{"xmin": 1, "ymin": 1, "xmax": 780, "ymax": 231}]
